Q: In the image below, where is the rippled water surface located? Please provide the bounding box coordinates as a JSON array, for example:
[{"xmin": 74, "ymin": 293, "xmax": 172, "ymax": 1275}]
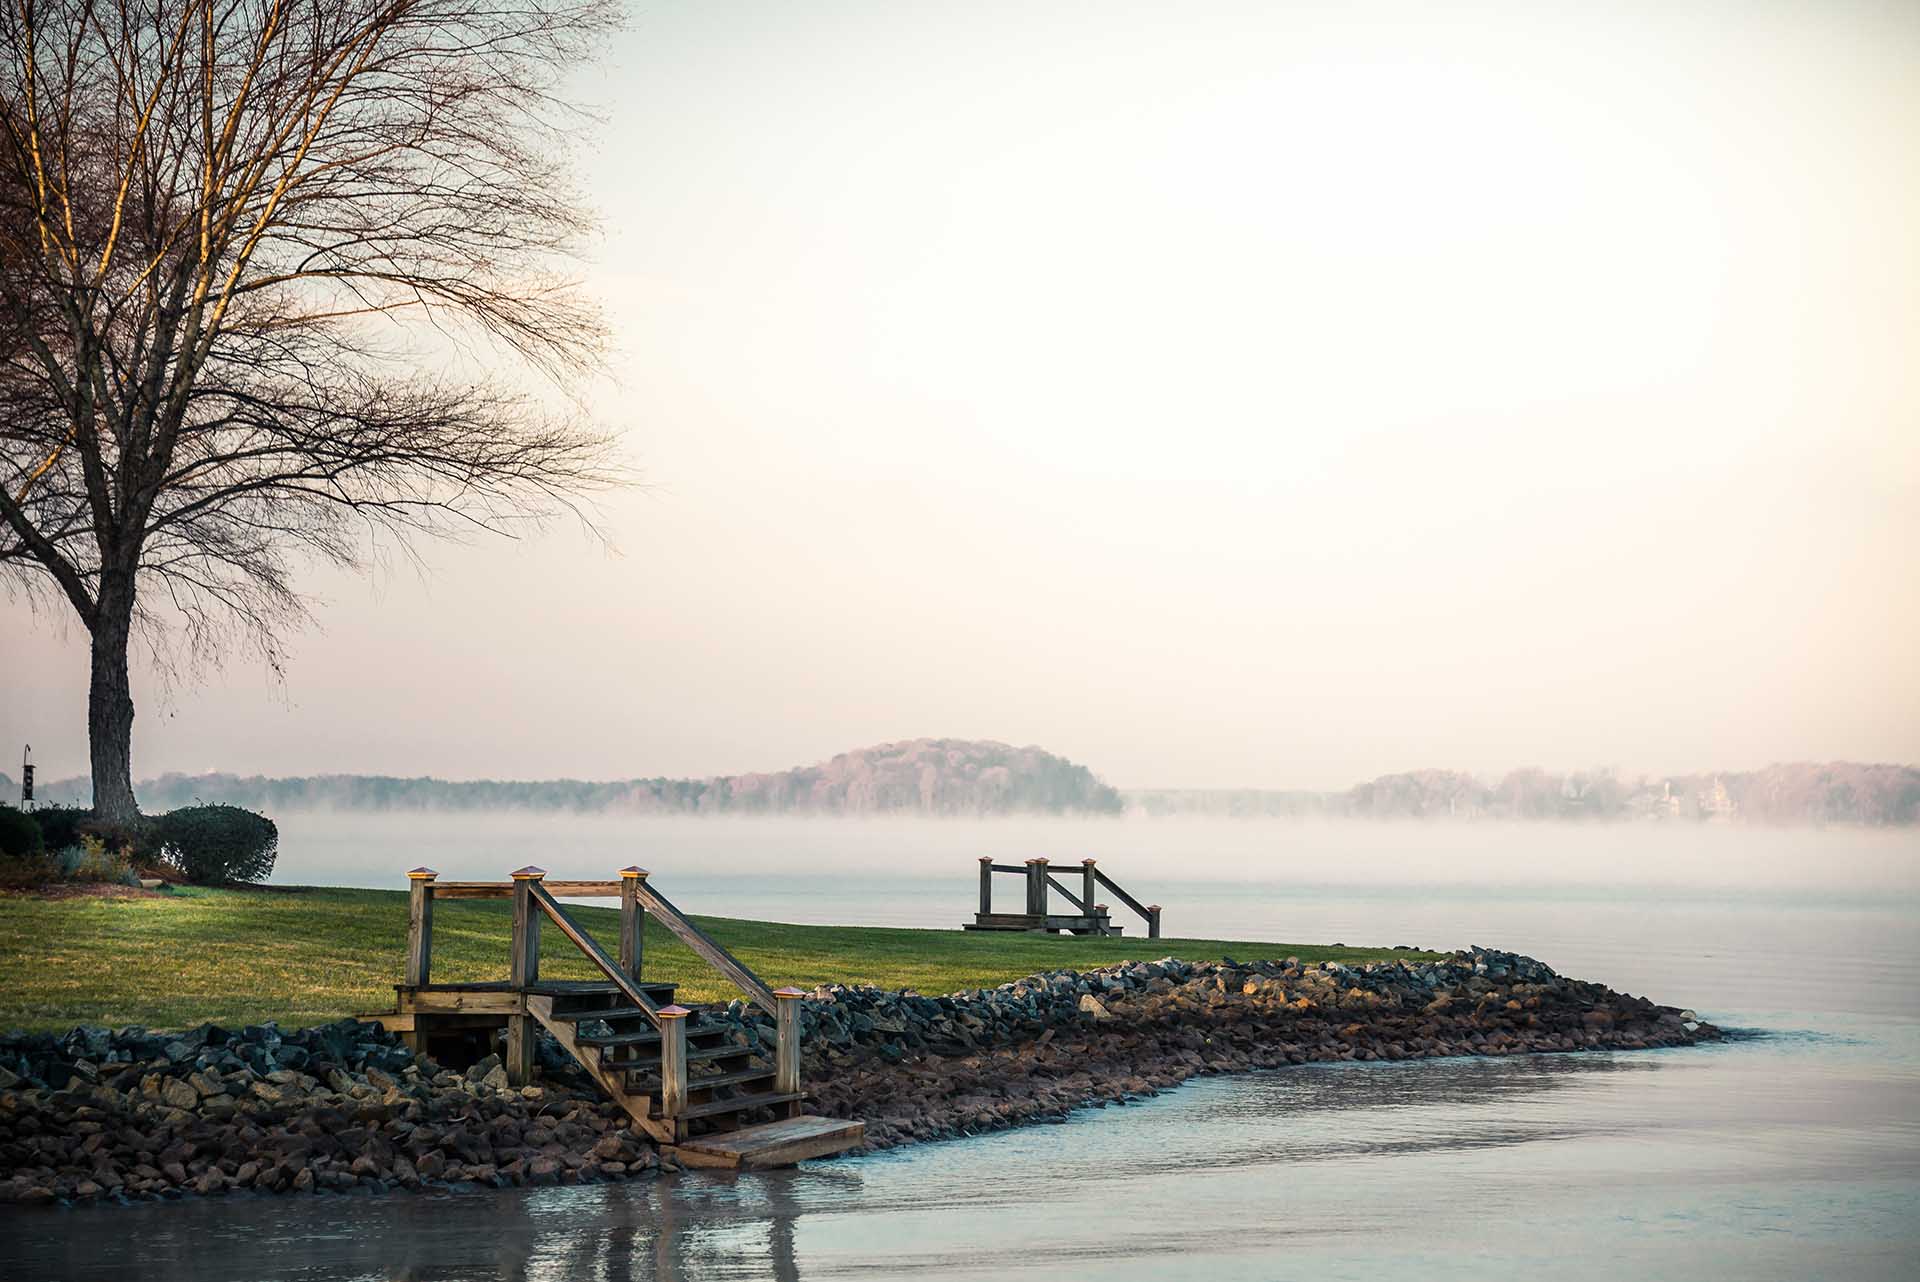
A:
[{"xmin": 4, "ymin": 818, "xmax": 1917, "ymax": 1280}]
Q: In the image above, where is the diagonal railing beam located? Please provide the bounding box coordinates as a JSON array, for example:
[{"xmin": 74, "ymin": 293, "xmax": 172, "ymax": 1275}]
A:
[
  {"xmin": 630, "ymin": 881, "xmax": 779, "ymax": 1015},
  {"xmin": 1093, "ymin": 868, "xmax": 1160, "ymax": 936},
  {"xmin": 1045, "ymin": 874, "xmax": 1088, "ymax": 914},
  {"xmin": 527, "ymin": 882, "xmax": 665, "ymax": 1031}
]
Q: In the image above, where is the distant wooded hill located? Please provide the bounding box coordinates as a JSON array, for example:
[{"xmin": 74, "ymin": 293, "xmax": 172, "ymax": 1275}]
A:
[
  {"xmin": 1127, "ymin": 761, "xmax": 1920, "ymax": 826},
  {"xmin": 8, "ymin": 752, "xmax": 1914, "ymax": 826},
  {"xmin": 4, "ymin": 739, "xmax": 1124, "ymax": 817}
]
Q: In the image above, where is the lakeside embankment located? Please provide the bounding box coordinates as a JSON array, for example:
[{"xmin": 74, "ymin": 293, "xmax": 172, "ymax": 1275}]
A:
[
  {"xmin": 0, "ymin": 885, "xmax": 1426, "ymax": 1030},
  {"xmin": 0, "ymin": 946, "xmax": 1719, "ymax": 1206}
]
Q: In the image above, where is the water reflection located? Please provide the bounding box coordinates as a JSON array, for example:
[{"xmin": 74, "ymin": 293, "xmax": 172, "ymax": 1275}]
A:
[
  {"xmin": 1, "ymin": 1161, "xmax": 854, "ymax": 1282},
  {"xmin": 0, "ymin": 1049, "xmax": 1726, "ymax": 1282}
]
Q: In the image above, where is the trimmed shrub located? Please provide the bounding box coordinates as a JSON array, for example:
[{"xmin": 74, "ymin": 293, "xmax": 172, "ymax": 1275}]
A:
[
  {"xmin": 32, "ymin": 805, "xmax": 91, "ymax": 852},
  {"xmin": 0, "ymin": 857, "xmax": 55, "ymax": 889},
  {"xmin": 0, "ymin": 804, "xmax": 45, "ymax": 859},
  {"xmin": 152, "ymin": 804, "xmax": 278, "ymax": 884}
]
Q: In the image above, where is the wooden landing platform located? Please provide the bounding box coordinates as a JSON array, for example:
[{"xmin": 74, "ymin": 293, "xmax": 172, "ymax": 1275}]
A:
[
  {"xmin": 964, "ymin": 912, "xmax": 1123, "ymax": 936},
  {"xmin": 667, "ymin": 1115, "xmax": 867, "ymax": 1171},
  {"xmin": 359, "ymin": 979, "xmax": 677, "ymax": 1033}
]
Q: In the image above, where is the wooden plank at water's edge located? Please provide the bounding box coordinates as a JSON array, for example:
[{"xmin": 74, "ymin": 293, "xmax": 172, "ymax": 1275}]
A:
[{"xmin": 670, "ymin": 1116, "xmax": 865, "ymax": 1170}]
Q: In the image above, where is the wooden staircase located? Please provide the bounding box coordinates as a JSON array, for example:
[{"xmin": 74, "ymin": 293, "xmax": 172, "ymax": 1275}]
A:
[{"xmin": 361, "ymin": 868, "xmax": 864, "ymax": 1170}]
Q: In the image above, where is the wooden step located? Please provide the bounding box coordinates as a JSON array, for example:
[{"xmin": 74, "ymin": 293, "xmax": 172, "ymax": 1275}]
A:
[
  {"xmin": 576, "ymin": 1022, "xmax": 732, "ymax": 1050},
  {"xmin": 668, "ymin": 1089, "xmax": 805, "ymax": 1123},
  {"xmin": 576, "ymin": 1027, "xmax": 667, "ymax": 1049},
  {"xmin": 683, "ymin": 1066, "xmax": 776, "ymax": 1094},
  {"xmin": 554, "ymin": 1003, "xmax": 655, "ymax": 1024},
  {"xmin": 667, "ymin": 1115, "xmax": 866, "ymax": 1171},
  {"xmin": 540, "ymin": 981, "xmax": 678, "ymax": 1009},
  {"xmin": 620, "ymin": 1044, "xmax": 754, "ymax": 1086}
]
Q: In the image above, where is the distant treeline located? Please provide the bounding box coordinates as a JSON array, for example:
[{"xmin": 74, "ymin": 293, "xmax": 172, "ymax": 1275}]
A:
[
  {"xmin": 1127, "ymin": 762, "xmax": 1920, "ymax": 826},
  {"xmin": 4, "ymin": 738, "xmax": 1124, "ymax": 817},
  {"xmin": 9, "ymin": 750, "xmax": 1913, "ymax": 826}
]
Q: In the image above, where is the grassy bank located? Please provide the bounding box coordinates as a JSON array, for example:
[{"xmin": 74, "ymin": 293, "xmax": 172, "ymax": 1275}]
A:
[{"xmin": 0, "ymin": 885, "xmax": 1439, "ymax": 1032}]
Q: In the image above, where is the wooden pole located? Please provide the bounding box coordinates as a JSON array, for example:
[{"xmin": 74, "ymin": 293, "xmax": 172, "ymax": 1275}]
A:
[
  {"xmin": 507, "ymin": 866, "xmax": 545, "ymax": 1088},
  {"xmin": 1147, "ymin": 904, "xmax": 1162, "ymax": 939},
  {"xmin": 404, "ymin": 867, "xmax": 436, "ymax": 987},
  {"xmin": 658, "ymin": 1005, "xmax": 690, "ymax": 1125},
  {"xmin": 1026, "ymin": 858, "xmax": 1049, "ymax": 923},
  {"xmin": 510, "ymin": 866, "xmax": 545, "ymax": 988},
  {"xmin": 1081, "ymin": 859, "xmax": 1097, "ymax": 925},
  {"xmin": 978, "ymin": 856, "xmax": 993, "ymax": 916},
  {"xmin": 773, "ymin": 987, "xmax": 804, "ymax": 1096},
  {"xmin": 619, "ymin": 866, "xmax": 647, "ymax": 982}
]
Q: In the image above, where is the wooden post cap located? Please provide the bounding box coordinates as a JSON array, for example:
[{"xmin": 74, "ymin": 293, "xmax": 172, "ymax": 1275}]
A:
[
  {"xmin": 406, "ymin": 867, "xmax": 438, "ymax": 880},
  {"xmin": 657, "ymin": 1004, "xmax": 690, "ymax": 1019},
  {"xmin": 979, "ymin": 856, "xmax": 993, "ymax": 863},
  {"xmin": 1095, "ymin": 903, "xmax": 1109, "ymax": 911},
  {"xmin": 1148, "ymin": 904, "xmax": 1162, "ymax": 912},
  {"xmin": 509, "ymin": 866, "xmax": 547, "ymax": 880},
  {"xmin": 1082, "ymin": 858, "xmax": 1097, "ymax": 866},
  {"xmin": 618, "ymin": 865, "xmax": 649, "ymax": 878},
  {"xmin": 1025, "ymin": 857, "xmax": 1047, "ymax": 864},
  {"xmin": 773, "ymin": 987, "xmax": 806, "ymax": 999}
]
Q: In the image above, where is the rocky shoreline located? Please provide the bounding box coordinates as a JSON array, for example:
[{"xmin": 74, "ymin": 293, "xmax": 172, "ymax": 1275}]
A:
[{"xmin": 0, "ymin": 947, "xmax": 1721, "ymax": 1207}]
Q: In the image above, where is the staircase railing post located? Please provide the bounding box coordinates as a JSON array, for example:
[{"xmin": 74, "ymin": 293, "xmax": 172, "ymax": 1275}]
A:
[
  {"xmin": 978, "ymin": 857, "xmax": 993, "ymax": 916},
  {"xmin": 507, "ymin": 866, "xmax": 546, "ymax": 1088},
  {"xmin": 404, "ymin": 867, "xmax": 436, "ymax": 987},
  {"xmin": 1147, "ymin": 904, "xmax": 1162, "ymax": 939},
  {"xmin": 773, "ymin": 987, "xmax": 804, "ymax": 1096},
  {"xmin": 1081, "ymin": 859, "xmax": 1097, "ymax": 927},
  {"xmin": 658, "ymin": 1005, "xmax": 690, "ymax": 1124},
  {"xmin": 619, "ymin": 866, "xmax": 648, "ymax": 982}
]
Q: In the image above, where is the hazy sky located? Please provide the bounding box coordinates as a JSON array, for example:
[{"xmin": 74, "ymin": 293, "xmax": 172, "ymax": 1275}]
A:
[{"xmin": 4, "ymin": 0, "xmax": 1917, "ymax": 789}]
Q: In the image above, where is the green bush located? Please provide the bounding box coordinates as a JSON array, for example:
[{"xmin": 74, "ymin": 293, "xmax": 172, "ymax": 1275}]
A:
[
  {"xmin": 79, "ymin": 815, "xmax": 155, "ymax": 864},
  {"xmin": 152, "ymin": 804, "xmax": 278, "ymax": 884},
  {"xmin": 32, "ymin": 805, "xmax": 91, "ymax": 852},
  {"xmin": 0, "ymin": 852, "xmax": 55, "ymax": 889},
  {"xmin": 53, "ymin": 838, "xmax": 136, "ymax": 884},
  {"xmin": 0, "ymin": 804, "xmax": 45, "ymax": 859}
]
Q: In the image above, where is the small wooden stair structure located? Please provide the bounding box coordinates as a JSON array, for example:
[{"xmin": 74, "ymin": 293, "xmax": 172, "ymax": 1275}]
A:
[
  {"xmin": 360, "ymin": 867, "xmax": 863, "ymax": 1170},
  {"xmin": 964, "ymin": 857, "xmax": 1161, "ymax": 938}
]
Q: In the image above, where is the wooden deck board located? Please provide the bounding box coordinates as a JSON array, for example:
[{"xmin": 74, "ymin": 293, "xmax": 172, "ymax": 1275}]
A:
[{"xmin": 668, "ymin": 1115, "xmax": 865, "ymax": 1170}]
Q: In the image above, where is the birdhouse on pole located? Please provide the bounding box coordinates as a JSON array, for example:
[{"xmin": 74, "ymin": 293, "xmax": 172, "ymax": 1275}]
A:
[{"xmin": 19, "ymin": 745, "xmax": 33, "ymax": 808}]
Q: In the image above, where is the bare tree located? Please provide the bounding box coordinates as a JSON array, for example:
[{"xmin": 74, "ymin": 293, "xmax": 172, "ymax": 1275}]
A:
[{"xmin": 0, "ymin": 0, "xmax": 623, "ymax": 821}]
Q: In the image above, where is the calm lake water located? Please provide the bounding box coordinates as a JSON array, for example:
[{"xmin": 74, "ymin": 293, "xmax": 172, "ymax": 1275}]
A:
[{"xmin": 5, "ymin": 817, "xmax": 1918, "ymax": 1281}]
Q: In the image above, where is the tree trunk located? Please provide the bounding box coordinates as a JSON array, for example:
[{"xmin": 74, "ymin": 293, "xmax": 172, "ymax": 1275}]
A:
[{"xmin": 87, "ymin": 584, "xmax": 139, "ymax": 824}]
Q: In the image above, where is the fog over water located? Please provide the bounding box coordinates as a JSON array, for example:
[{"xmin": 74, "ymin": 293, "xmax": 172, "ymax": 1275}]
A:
[{"xmin": 281, "ymin": 811, "xmax": 1920, "ymax": 908}]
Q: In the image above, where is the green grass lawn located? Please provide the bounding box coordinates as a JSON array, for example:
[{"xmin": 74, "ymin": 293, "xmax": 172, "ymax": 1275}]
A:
[{"xmin": 0, "ymin": 885, "xmax": 1438, "ymax": 1032}]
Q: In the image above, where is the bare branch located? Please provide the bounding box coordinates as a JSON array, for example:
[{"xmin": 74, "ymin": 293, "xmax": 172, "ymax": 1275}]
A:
[{"xmin": 0, "ymin": 0, "xmax": 628, "ymax": 819}]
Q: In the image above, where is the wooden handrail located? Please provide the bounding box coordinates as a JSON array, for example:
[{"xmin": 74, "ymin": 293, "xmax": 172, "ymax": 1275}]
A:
[
  {"xmin": 630, "ymin": 880, "xmax": 779, "ymax": 1016},
  {"xmin": 526, "ymin": 883, "xmax": 665, "ymax": 1031},
  {"xmin": 432, "ymin": 879, "xmax": 623, "ymax": 900},
  {"xmin": 985, "ymin": 863, "xmax": 1028, "ymax": 875}
]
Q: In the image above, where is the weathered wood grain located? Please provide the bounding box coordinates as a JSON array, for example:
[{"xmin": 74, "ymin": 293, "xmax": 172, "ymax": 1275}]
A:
[{"xmin": 630, "ymin": 882, "xmax": 778, "ymax": 1015}]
